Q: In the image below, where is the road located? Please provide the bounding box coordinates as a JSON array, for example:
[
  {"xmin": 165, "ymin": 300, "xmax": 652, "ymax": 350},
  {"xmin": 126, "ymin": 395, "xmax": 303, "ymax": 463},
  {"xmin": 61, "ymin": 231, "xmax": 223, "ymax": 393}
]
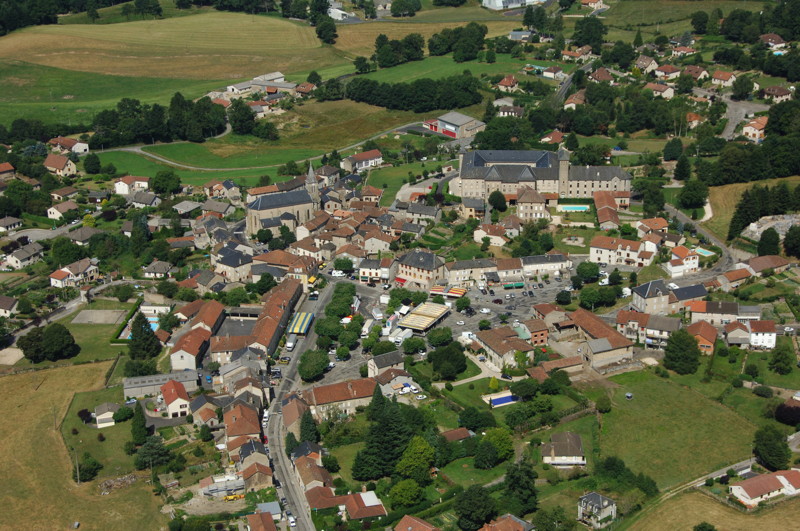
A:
[
  {"xmin": 557, "ymin": 62, "xmax": 594, "ymax": 101},
  {"xmin": 691, "ymin": 88, "xmax": 770, "ymax": 140},
  {"xmin": 15, "ymin": 222, "xmax": 81, "ymax": 243},
  {"xmin": 664, "ymin": 204, "xmax": 735, "ymax": 284}
]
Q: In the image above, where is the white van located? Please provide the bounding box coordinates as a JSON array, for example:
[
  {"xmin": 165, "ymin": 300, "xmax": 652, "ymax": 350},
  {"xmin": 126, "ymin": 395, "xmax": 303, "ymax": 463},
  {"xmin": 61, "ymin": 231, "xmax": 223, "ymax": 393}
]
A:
[{"xmin": 288, "ymin": 516, "xmax": 297, "ymax": 527}]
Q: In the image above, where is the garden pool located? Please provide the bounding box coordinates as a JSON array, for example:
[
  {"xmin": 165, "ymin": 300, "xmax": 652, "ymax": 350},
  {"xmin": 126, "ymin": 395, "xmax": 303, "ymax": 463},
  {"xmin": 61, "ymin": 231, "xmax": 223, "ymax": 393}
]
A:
[
  {"xmin": 558, "ymin": 205, "xmax": 591, "ymax": 212},
  {"xmin": 127, "ymin": 316, "xmax": 159, "ymax": 339},
  {"xmin": 483, "ymin": 390, "xmax": 520, "ymax": 408},
  {"xmin": 695, "ymin": 247, "xmax": 715, "ymax": 257}
]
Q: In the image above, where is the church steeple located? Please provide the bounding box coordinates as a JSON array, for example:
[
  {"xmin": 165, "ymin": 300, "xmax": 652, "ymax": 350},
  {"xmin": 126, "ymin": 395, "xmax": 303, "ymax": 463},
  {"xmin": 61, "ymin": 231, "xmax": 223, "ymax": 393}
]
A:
[{"xmin": 305, "ymin": 161, "xmax": 319, "ymax": 204}]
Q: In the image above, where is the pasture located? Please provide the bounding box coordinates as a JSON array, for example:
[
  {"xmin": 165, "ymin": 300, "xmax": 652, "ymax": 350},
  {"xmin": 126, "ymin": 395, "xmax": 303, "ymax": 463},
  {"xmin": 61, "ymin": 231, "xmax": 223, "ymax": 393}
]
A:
[
  {"xmin": 596, "ymin": 370, "xmax": 754, "ymax": 489},
  {"xmin": 0, "ymin": 363, "xmax": 165, "ymax": 530},
  {"xmin": 629, "ymin": 491, "xmax": 800, "ymax": 531},
  {"xmin": 703, "ymin": 175, "xmax": 800, "ymax": 241},
  {"xmin": 363, "ymin": 53, "xmax": 528, "ymax": 84}
]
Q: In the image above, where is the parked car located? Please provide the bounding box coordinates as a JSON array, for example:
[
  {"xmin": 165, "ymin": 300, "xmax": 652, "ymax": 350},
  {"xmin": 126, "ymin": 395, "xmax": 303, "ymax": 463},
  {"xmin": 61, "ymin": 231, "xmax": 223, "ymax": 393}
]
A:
[
  {"xmin": 489, "ymin": 289, "xmax": 495, "ymax": 295},
  {"xmin": 367, "ymin": 282, "xmax": 376, "ymax": 288},
  {"xmin": 415, "ymin": 394, "xmax": 427, "ymax": 400},
  {"xmin": 481, "ymin": 307, "xmax": 493, "ymax": 313},
  {"xmin": 544, "ymin": 279, "xmax": 550, "ymax": 284},
  {"xmin": 456, "ymin": 320, "xmax": 465, "ymax": 325},
  {"xmin": 537, "ymin": 283, "xmax": 544, "ymax": 288},
  {"xmin": 492, "ymin": 299, "xmax": 503, "ymax": 304},
  {"xmin": 501, "ymin": 374, "xmax": 512, "ymax": 380}
]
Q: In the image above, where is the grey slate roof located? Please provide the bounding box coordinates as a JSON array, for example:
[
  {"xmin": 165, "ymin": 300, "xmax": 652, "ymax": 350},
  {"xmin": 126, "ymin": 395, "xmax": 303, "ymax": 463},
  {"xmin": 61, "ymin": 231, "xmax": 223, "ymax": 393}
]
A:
[
  {"xmin": 438, "ymin": 111, "xmax": 477, "ymax": 127},
  {"xmin": 203, "ymin": 199, "xmax": 231, "ymax": 214},
  {"xmin": 130, "ymin": 191, "xmax": 159, "ymax": 206},
  {"xmin": 462, "ymin": 197, "xmax": 485, "ymax": 209},
  {"xmin": 671, "ymin": 284, "xmax": 707, "ymax": 301},
  {"xmin": 399, "ymin": 249, "xmax": 444, "ymax": 271},
  {"xmin": 521, "ymin": 254, "xmax": 569, "ymax": 266},
  {"xmin": 145, "ymin": 260, "xmax": 172, "ymax": 274},
  {"xmin": 447, "ymin": 258, "xmax": 496, "ymax": 271},
  {"xmin": 632, "ymin": 280, "xmax": 669, "ymax": 299},
  {"xmin": 218, "ymin": 252, "xmax": 252, "ymax": 268},
  {"xmin": 463, "ymin": 150, "xmax": 557, "ymax": 168},
  {"xmin": 173, "ymin": 200, "xmax": 202, "ymax": 214},
  {"xmin": 407, "ymin": 203, "xmax": 439, "ymax": 217},
  {"xmin": 372, "ymin": 350, "xmax": 404, "ymax": 369},
  {"xmin": 580, "ymin": 492, "xmax": 616, "ymax": 514},
  {"xmin": 359, "ymin": 258, "xmax": 381, "ymax": 269},
  {"xmin": 646, "ymin": 315, "xmax": 681, "ymax": 332},
  {"xmin": 568, "ymin": 165, "xmax": 632, "ymax": 182},
  {"xmin": 251, "ymin": 263, "xmax": 285, "ymax": 278},
  {"xmin": 247, "ymin": 189, "xmax": 313, "ymax": 211},
  {"xmin": 542, "ymin": 431, "xmax": 583, "ymax": 457},
  {"xmin": 68, "ymin": 226, "xmax": 103, "ymax": 243},
  {"xmin": 588, "ymin": 337, "xmax": 613, "ymax": 353},
  {"xmin": 291, "ymin": 441, "xmax": 324, "ymax": 461}
]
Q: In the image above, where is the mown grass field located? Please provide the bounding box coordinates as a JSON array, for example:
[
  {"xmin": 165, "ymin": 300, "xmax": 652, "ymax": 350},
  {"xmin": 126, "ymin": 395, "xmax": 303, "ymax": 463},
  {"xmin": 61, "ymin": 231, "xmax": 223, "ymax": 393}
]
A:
[
  {"xmin": 143, "ymin": 140, "xmax": 322, "ymax": 169},
  {"xmin": 60, "ymin": 0, "xmax": 212, "ymax": 25},
  {"xmin": 328, "ymin": 441, "xmax": 364, "ymax": 484},
  {"xmin": 628, "ymin": 491, "xmax": 800, "ymax": 531},
  {"xmin": 704, "ymin": 175, "xmax": 800, "ymax": 241},
  {"xmin": 597, "ymin": 371, "xmax": 755, "ymax": 489},
  {"xmin": 366, "ymin": 161, "xmax": 431, "ymax": 206},
  {"xmin": 364, "ymin": 53, "xmax": 528, "ymax": 84},
  {"xmin": 0, "ymin": 363, "xmax": 165, "ymax": 530}
]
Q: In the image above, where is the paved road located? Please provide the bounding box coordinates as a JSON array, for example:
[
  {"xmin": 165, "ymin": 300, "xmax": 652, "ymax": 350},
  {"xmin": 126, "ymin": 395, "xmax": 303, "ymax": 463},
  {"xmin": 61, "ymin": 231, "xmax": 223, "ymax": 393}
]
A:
[
  {"xmin": 15, "ymin": 222, "xmax": 81, "ymax": 243},
  {"xmin": 692, "ymin": 88, "xmax": 770, "ymax": 140},
  {"xmin": 556, "ymin": 62, "xmax": 594, "ymax": 101},
  {"xmin": 664, "ymin": 204, "xmax": 735, "ymax": 284}
]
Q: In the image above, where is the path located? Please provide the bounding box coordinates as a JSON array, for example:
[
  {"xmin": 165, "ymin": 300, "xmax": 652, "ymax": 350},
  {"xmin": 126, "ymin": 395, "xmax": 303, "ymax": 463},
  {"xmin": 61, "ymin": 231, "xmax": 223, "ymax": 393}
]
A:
[
  {"xmin": 700, "ymin": 200, "xmax": 713, "ymax": 223},
  {"xmin": 104, "ymin": 121, "xmax": 427, "ymax": 172}
]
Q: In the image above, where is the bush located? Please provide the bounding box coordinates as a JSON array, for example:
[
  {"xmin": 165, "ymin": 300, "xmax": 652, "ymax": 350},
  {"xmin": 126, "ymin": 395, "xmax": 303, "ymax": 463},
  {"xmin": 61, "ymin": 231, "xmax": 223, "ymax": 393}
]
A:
[
  {"xmin": 97, "ymin": 433, "xmax": 106, "ymax": 442},
  {"xmin": 754, "ymin": 385, "xmax": 774, "ymax": 398},
  {"xmin": 732, "ymin": 377, "xmax": 744, "ymax": 388},
  {"xmin": 596, "ymin": 395, "xmax": 612, "ymax": 413},
  {"xmin": 445, "ymin": 382, "xmax": 453, "ymax": 391}
]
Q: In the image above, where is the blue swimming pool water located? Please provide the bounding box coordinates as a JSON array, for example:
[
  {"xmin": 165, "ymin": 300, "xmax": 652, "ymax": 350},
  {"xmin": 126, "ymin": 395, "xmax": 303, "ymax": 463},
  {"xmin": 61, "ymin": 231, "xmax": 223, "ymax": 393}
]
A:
[
  {"xmin": 561, "ymin": 205, "xmax": 590, "ymax": 212},
  {"xmin": 695, "ymin": 247, "xmax": 715, "ymax": 257},
  {"xmin": 490, "ymin": 395, "xmax": 519, "ymax": 406}
]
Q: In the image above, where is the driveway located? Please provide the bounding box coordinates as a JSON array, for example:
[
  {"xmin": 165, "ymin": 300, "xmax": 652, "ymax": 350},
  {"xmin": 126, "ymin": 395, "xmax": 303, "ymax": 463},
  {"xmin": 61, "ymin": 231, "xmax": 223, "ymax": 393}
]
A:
[{"xmin": 692, "ymin": 88, "xmax": 770, "ymax": 140}]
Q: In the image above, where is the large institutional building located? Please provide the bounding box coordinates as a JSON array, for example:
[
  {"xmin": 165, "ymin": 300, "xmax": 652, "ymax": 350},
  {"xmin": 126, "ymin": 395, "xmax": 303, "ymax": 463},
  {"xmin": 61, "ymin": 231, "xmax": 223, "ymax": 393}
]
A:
[{"xmin": 449, "ymin": 149, "xmax": 632, "ymax": 200}]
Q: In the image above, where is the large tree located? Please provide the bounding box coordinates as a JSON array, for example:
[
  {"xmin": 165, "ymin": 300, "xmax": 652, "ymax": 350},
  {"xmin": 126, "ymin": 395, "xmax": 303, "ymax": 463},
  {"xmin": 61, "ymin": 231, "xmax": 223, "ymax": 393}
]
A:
[
  {"xmin": 228, "ymin": 98, "xmax": 256, "ymax": 135},
  {"xmin": 506, "ymin": 459, "xmax": 538, "ymax": 515},
  {"xmin": 19, "ymin": 323, "xmax": 80, "ymax": 363},
  {"xmin": 455, "ymin": 485, "xmax": 498, "ymax": 531},
  {"xmin": 152, "ymin": 169, "xmax": 182, "ymax": 195},
  {"xmin": 129, "ymin": 312, "xmax": 162, "ymax": 360},
  {"xmin": 488, "ymin": 190, "xmax": 507, "ymax": 212},
  {"xmin": 674, "ymin": 154, "xmax": 691, "ymax": 181},
  {"xmin": 784, "ymin": 225, "xmax": 800, "ymax": 258},
  {"xmin": 352, "ymin": 400, "xmax": 411, "ymax": 480},
  {"xmin": 758, "ymin": 227, "xmax": 781, "ymax": 256},
  {"xmin": 576, "ymin": 261, "xmax": 600, "ymax": 283},
  {"xmin": 298, "ymin": 349, "xmax": 328, "ymax": 382},
  {"xmin": 663, "ymin": 329, "xmax": 701, "ymax": 374},
  {"xmin": 299, "ymin": 409, "xmax": 320, "ymax": 443},
  {"xmin": 395, "ymin": 435, "xmax": 435, "ymax": 485},
  {"xmin": 131, "ymin": 401, "xmax": 149, "ymax": 445},
  {"xmin": 573, "ymin": 16, "xmax": 607, "ymax": 53},
  {"xmin": 663, "ymin": 138, "xmax": 683, "ymax": 161},
  {"xmin": 754, "ymin": 425, "xmax": 791, "ymax": 470},
  {"xmin": 677, "ymin": 180, "xmax": 709, "ymax": 210}
]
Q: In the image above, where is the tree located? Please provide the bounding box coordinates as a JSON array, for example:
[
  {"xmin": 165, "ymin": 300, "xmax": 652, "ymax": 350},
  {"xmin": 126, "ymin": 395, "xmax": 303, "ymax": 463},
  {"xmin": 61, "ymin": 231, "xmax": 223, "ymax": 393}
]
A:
[
  {"xmin": 396, "ymin": 435, "xmax": 435, "ymax": 485},
  {"xmin": 691, "ymin": 11, "xmax": 709, "ymax": 34},
  {"xmin": 115, "ymin": 284, "xmax": 134, "ymax": 302},
  {"xmin": 390, "ymin": 478, "xmax": 422, "ymax": 507},
  {"xmin": 20, "ymin": 323, "xmax": 80, "ymax": 363},
  {"xmin": 523, "ymin": 6, "xmax": 534, "ymax": 28},
  {"xmin": 769, "ymin": 342, "xmax": 795, "ymax": 375},
  {"xmin": 113, "ymin": 406, "xmax": 134, "ymax": 423},
  {"xmin": 322, "ymin": 454, "xmax": 340, "ymax": 473},
  {"xmin": 731, "ymin": 75, "xmax": 754, "ymax": 101},
  {"xmin": 510, "ymin": 378, "xmax": 539, "ymax": 401},
  {"xmin": 18, "ymin": 327, "xmax": 46, "ymax": 363},
  {"xmin": 663, "ymin": 138, "xmax": 683, "ymax": 161},
  {"xmin": 131, "ymin": 402, "xmax": 149, "ymax": 445},
  {"xmin": 633, "ymin": 29, "xmax": 643, "ymax": 48},
  {"xmin": 678, "ymin": 180, "xmax": 708, "ymax": 209},
  {"xmin": 16, "ymin": 298, "xmax": 32, "ymax": 315},
  {"xmin": 506, "ymin": 459, "xmax": 538, "ymax": 515},
  {"xmin": 307, "ymin": 71, "xmax": 322, "ymax": 85},
  {"xmin": 784, "ymin": 225, "xmax": 800, "ymax": 258},
  {"xmin": 285, "ymin": 432, "xmax": 300, "ymax": 457},
  {"xmin": 532, "ymin": 507, "xmax": 578, "ymax": 531},
  {"xmin": 455, "ymin": 485, "xmax": 497, "ymax": 531},
  {"xmin": 199, "ymin": 424, "xmax": 213, "ymax": 442},
  {"xmin": 156, "ymin": 280, "xmax": 178, "ymax": 298},
  {"xmin": 674, "ymin": 154, "xmax": 691, "ymax": 181},
  {"xmin": 402, "ymin": 336, "xmax": 426, "ymax": 355},
  {"xmin": 488, "ymin": 190, "xmax": 507, "ymax": 212},
  {"xmin": 455, "ymin": 296, "xmax": 471, "ymax": 312},
  {"xmin": 754, "ymin": 425, "xmax": 791, "ymax": 470},
  {"xmin": 427, "ymin": 327, "xmax": 453, "ymax": 348},
  {"xmin": 573, "ymin": 16, "xmax": 607, "ymax": 53},
  {"xmin": 596, "ymin": 395, "xmax": 612, "ymax": 413},
  {"xmin": 152, "ymin": 169, "xmax": 181, "ymax": 195},
  {"xmin": 663, "ymin": 329, "xmax": 701, "ymax": 374},
  {"xmin": 228, "ymin": 98, "xmax": 256, "ymax": 135},
  {"xmin": 474, "ymin": 439, "xmax": 499, "ymax": 469},
  {"xmin": 73, "ymin": 452, "xmax": 103, "ymax": 482},
  {"xmin": 298, "ymin": 349, "xmax": 328, "ymax": 381},
  {"xmin": 576, "ymin": 261, "xmax": 600, "ymax": 283},
  {"xmin": 299, "ymin": 409, "xmax": 320, "ymax": 443},
  {"xmin": 565, "ymin": 132, "xmax": 579, "ymax": 150},
  {"xmin": 134, "ymin": 436, "xmax": 172, "ymax": 470},
  {"xmin": 316, "ymin": 16, "xmax": 338, "ymax": 44},
  {"xmin": 333, "ymin": 257, "xmax": 354, "ymax": 272},
  {"xmin": 354, "ymin": 56, "xmax": 371, "ymax": 74},
  {"xmin": 129, "ymin": 312, "xmax": 162, "ymax": 360},
  {"xmin": 84, "ymin": 153, "xmax": 101, "ymax": 174},
  {"xmin": 758, "ymin": 227, "xmax": 781, "ymax": 256},
  {"xmin": 483, "ymin": 427, "xmax": 513, "ymax": 461},
  {"xmin": 555, "ymin": 290, "xmax": 571, "ymax": 305}
]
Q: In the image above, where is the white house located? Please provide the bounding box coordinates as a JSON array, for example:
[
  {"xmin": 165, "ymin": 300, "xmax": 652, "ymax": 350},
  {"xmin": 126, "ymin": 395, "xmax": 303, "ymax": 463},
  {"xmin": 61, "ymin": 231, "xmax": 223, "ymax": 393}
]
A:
[
  {"xmin": 749, "ymin": 320, "xmax": 777, "ymax": 349},
  {"xmin": 665, "ymin": 245, "xmax": 700, "ymax": 278},
  {"xmin": 94, "ymin": 402, "xmax": 120, "ymax": 428},
  {"xmin": 160, "ymin": 380, "xmax": 191, "ymax": 418},
  {"xmin": 589, "ymin": 236, "xmax": 655, "ymax": 267},
  {"xmin": 49, "ymin": 258, "xmax": 99, "ymax": 288},
  {"xmin": 541, "ymin": 432, "xmax": 586, "ymax": 467},
  {"xmin": 169, "ymin": 328, "xmax": 211, "ymax": 371},
  {"xmin": 114, "ymin": 175, "xmax": 150, "ymax": 196},
  {"xmin": 473, "ymin": 224, "xmax": 508, "ymax": 247},
  {"xmin": 730, "ymin": 470, "xmax": 800, "ymax": 508},
  {"xmin": 340, "ymin": 149, "xmax": 383, "ymax": 173},
  {"xmin": 0, "ymin": 295, "xmax": 18, "ymax": 317},
  {"xmin": 47, "ymin": 200, "xmax": 79, "ymax": 220}
]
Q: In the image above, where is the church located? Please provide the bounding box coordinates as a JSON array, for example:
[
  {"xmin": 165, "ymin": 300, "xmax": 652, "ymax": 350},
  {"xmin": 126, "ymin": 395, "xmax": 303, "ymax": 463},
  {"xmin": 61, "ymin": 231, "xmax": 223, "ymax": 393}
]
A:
[
  {"xmin": 245, "ymin": 164, "xmax": 320, "ymax": 236},
  {"xmin": 449, "ymin": 149, "xmax": 632, "ymax": 200}
]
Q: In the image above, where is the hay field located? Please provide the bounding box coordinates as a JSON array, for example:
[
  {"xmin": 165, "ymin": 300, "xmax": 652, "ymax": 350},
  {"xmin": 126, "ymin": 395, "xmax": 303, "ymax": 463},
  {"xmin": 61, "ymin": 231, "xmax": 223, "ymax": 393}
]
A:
[
  {"xmin": 630, "ymin": 491, "xmax": 800, "ymax": 531},
  {"xmin": 0, "ymin": 363, "xmax": 165, "ymax": 530},
  {"xmin": 603, "ymin": 0, "xmax": 768, "ymax": 27},
  {"xmin": 0, "ymin": 12, "xmax": 338, "ymax": 79},
  {"xmin": 703, "ymin": 175, "xmax": 800, "ymax": 241}
]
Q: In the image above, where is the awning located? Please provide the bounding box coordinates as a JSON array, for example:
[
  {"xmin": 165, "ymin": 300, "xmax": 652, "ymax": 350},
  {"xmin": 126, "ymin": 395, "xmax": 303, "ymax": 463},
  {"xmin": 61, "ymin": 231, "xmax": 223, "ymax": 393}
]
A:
[
  {"xmin": 430, "ymin": 286, "xmax": 446, "ymax": 294},
  {"xmin": 360, "ymin": 276, "xmax": 369, "ymax": 280},
  {"xmin": 503, "ymin": 283, "xmax": 514, "ymax": 289},
  {"xmin": 447, "ymin": 287, "xmax": 467, "ymax": 298},
  {"xmin": 395, "ymin": 278, "xmax": 407, "ymax": 284},
  {"xmin": 514, "ymin": 282, "xmax": 524, "ymax": 288}
]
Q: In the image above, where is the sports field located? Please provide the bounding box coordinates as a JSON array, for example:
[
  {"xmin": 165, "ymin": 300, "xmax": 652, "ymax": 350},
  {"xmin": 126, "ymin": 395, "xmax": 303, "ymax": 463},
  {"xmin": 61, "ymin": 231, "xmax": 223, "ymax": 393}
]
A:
[{"xmin": 0, "ymin": 363, "xmax": 165, "ymax": 530}]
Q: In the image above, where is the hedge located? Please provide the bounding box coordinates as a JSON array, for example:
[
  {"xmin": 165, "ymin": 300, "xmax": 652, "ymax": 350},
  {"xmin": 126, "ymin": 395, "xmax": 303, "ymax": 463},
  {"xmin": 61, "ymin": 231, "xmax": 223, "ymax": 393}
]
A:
[{"xmin": 109, "ymin": 296, "xmax": 144, "ymax": 345}]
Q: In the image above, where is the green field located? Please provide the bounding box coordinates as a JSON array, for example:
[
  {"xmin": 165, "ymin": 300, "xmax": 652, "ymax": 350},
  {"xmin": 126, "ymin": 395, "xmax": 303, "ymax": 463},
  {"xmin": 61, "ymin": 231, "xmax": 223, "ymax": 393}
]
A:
[
  {"xmin": 60, "ymin": 0, "xmax": 211, "ymax": 25},
  {"xmin": 143, "ymin": 141, "xmax": 323, "ymax": 169},
  {"xmin": 440, "ymin": 456, "xmax": 507, "ymax": 486},
  {"xmin": 597, "ymin": 371, "xmax": 755, "ymax": 489},
  {"xmin": 744, "ymin": 337, "xmax": 800, "ymax": 389},
  {"xmin": 328, "ymin": 441, "xmax": 364, "ymax": 484},
  {"xmin": 364, "ymin": 54, "xmax": 528, "ymax": 84},
  {"xmin": 366, "ymin": 162, "xmax": 429, "ymax": 206}
]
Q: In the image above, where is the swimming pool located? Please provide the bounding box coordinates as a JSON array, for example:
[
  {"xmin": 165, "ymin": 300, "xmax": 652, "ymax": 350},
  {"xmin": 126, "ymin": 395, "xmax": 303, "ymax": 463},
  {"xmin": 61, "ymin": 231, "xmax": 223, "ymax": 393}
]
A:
[
  {"xmin": 559, "ymin": 205, "xmax": 591, "ymax": 212},
  {"xmin": 127, "ymin": 316, "xmax": 159, "ymax": 339},
  {"xmin": 490, "ymin": 395, "xmax": 519, "ymax": 406},
  {"xmin": 695, "ymin": 247, "xmax": 715, "ymax": 257}
]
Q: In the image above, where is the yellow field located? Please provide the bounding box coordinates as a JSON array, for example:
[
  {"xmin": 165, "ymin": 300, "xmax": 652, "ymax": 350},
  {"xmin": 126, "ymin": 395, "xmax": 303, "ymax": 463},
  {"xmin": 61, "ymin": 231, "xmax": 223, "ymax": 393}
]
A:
[
  {"xmin": 630, "ymin": 491, "xmax": 800, "ymax": 531},
  {"xmin": 0, "ymin": 12, "xmax": 517, "ymax": 80},
  {"xmin": 704, "ymin": 175, "xmax": 800, "ymax": 241},
  {"xmin": 0, "ymin": 363, "xmax": 165, "ymax": 530}
]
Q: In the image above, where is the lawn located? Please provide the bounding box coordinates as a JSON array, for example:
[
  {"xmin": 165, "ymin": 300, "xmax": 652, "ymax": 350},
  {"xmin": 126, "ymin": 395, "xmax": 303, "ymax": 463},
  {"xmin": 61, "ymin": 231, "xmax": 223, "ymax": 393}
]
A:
[
  {"xmin": 363, "ymin": 54, "xmax": 528, "ymax": 84},
  {"xmin": 366, "ymin": 162, "xmax": 430, "ymax": 206},
  {"xmin": 450, "ymin": 243, "xmax": 484, "ymax": 261},
  {"xmin": 444, "ymin": 377, "xmax": 494, "ymax": 410},
  {"xmin": 411, "ymin": 357, "xmax": 482, "ymax": 383},
  {"xmin": 598, "ymin": 370, "xmax": 755, "ymax": 489},
  {"xmin": 704, "ymin": 175, "xmax": 800, "ymax": 241},
  {"xmin": 420, "ymin": 399, "xmax": 461, "ymax": 430},
  {"xmin": 61, "ymin": 385, "xmax": 135, "ymax": 479},
  {"xmin": 603, "ymin": 0, "xmax": 767, "ymax": 28},
  {"xmin": 0, "ymin": 363, "xmax": 165, "ymax": 529},
  {"xmin": 440, "ymin": 456, "xmax": 507, "ymax": 487},
  {"xmin": 328, "ymin": 442, "xmax": 364, "ymax": 484},
  {"xmin": 627, "ymin": 490, "xmax": 800, "ymax": 531},
  {"xmin": 60, "ymin": 0, "xmax": 212, "ymax": 25},
  {"xmin": 95, "ymin": 151, "xmax": 277, "ymax": 186},
  {"xmin": 636, "ymin": 262, "xmax": 668, "ymax": 284},
  {"xmin": 15, "ymin": 300, "xmax": 135, "ymax": 367},
  {"xmin": 745, "ymin": 337, "xmax": 800, "ymax": 389},
  {"xmin": 553, "ymin": 227, "xmax": 604, "ymax": 254}
]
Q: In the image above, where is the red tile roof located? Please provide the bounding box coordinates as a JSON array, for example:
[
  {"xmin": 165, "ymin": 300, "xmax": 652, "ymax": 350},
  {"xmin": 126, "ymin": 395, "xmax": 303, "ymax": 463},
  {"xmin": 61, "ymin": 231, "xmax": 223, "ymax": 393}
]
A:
[
  {"xmin": 305, "ymin": 486, "xmax": 349, "ymax": 509},
  {"xmin": 160, "ymin": 380, "xmax": 189, "ymax": 405},
  {"xmin": 170, "ymin": 328, "xmax": 211, "ymax": 356},
  {"xmin": 498, "ymin": 75, "xmax": 518, "ymax": 87},
  {"xmin": 687, "ymin": 320, "xmax": 717, "ymax": 343},
  {"xmin": 192, "ymin": 300, "xmax": 225, "ymax": 329},
  {"xmin": 723, "ymin": 269, "xmax": 751, "ymax": 282},
  {"xmin": 541, "ymin": 356, "xmax": 583, "ymax": 372},
  {"xmin": 350, "ymin": 149, "xmax": 382, "ymax": 163},
  {"xmin": 746, "ymin": 255, "xmax": 789, "ymax": 273},
  {"xmin": 395, "ymin": 515, "xmax": 441, "ymax": 531},
  {"xmin": 713, "ymin": 70, "xmax": 734, "ymax": 81},
  {"xmin": 242, "ymin": 462, "xmax": 273, "ymax": 480},
  {"xmin": 441, "ymin": 427, "xmax": 472, "ymax": 442},
  {"xmin": 246, "ymin": 512, "xmax": 277, "ymax": 531},
  {"xmin": 0, "ymin": 162, "xmax": 15, "ymax": 173},
  {"xmin": 734, "ymin": 473, "xmax": 784, "ymax": 499},
  {"xmin": 639, "ymin": 217, "xmax": 668, "ymax": 232},
  {"xmin": 616, "ymin": 310, "xmax": 650, "ymax": 327},
  {"xmin": 44, "ymin": 153, "xmax": 70, "ymax": 170},
  {"xmin": 724, "ymin": 321, "xmax": 748, "ymax": 334},
  {"xmin": 750, "ymin": 320, "xmax": 776, "ymax": 334},
  {"xmin": 345, "ymin": 492, "xmax": 387, "ymax": 519},
  {"xmin": 224, "ymin": 403, "xmax": 261, "ymax": 438},
  {"xmin": 569, "ymin": 308, "xmax": 632, "ymax": 349},
  {"xmin": 672, "ymin": 245, "xmax": 697, "ymax": 259},
  {"xmin": 526, "ymin": 366, "xmax": 548, "ymax": 383},
  {"xmin": 176, "ymin": 299, "xmax": 205, "ymax": 320},
  {"xmin": 308, "ymin": 378, "xmax": 376, "ymax": 406},
  {"xmin": 590, "ymin": 235, "xmax": 641, "ymax": 252}
]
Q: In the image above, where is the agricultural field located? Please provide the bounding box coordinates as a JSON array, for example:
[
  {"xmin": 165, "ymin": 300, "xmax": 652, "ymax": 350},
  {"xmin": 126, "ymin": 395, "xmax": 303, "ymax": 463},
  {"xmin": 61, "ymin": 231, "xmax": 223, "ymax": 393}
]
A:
[
  {"xmin": 364, "ymin": 54, "xmax": 529, "ymax": 84},
  {"xmin": 0, "ymin": 363, "xmax": 165, "ymax": 530},
  {"xmin": 703, "ymin": 175, "xmax": 800, "ymax": 241},
  {"xmin": 60, "ymin": 0, "xmax": 212, "ymax": 25},
  {"xmin": 628, "ymin": 491, "xmax": 800, "ymax": 531},
  {"xmin": 593, "ymin": 370, "xmax": 755, "ymax": 489},
  {"xmin": 143, "ymin": 140, "xmax": 322, "ymax": 170}
]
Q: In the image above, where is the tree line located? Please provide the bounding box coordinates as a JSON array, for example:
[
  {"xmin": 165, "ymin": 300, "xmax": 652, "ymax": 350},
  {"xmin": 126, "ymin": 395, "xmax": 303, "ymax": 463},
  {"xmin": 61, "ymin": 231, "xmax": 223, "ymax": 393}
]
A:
[
  {"xmin": 727, "ymin": 181, "xmax": 800, "ymax": 241},
  {"xmin": 344, "ymin": 74, "xmax": 482, "ymax": 112},
  {"xmin": 428, "ymin": 22, "xmax": 488, "ymax": 63},
  {"xmin": 91, "ymin": 93, "xmax": 226, "ymax": 148}
]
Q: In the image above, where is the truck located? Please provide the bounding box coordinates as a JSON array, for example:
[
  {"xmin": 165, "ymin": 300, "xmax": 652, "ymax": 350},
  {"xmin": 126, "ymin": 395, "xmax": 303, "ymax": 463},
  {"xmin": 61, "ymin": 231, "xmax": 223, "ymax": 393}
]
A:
[
  {"xmin": 371, "ymin": 307, "xmax": 384, "ymax": 320},
  {"xmin": 285, "ymin": 334, "xmax": 297, "ymax": 352},
  {"xmin": 388, "ymin": 327, "xmax": 403, "ymax": 345},
  {"xmin": 361, "ymin": 318, "xmax": 375, "ymax": 338},
  {"xmin": 394, "ymin": 328, "xmax": 413, "ymax": 347},
  {"xmin": 382, "ymin": 314, "xmax": 397, "ymax": 336}
]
